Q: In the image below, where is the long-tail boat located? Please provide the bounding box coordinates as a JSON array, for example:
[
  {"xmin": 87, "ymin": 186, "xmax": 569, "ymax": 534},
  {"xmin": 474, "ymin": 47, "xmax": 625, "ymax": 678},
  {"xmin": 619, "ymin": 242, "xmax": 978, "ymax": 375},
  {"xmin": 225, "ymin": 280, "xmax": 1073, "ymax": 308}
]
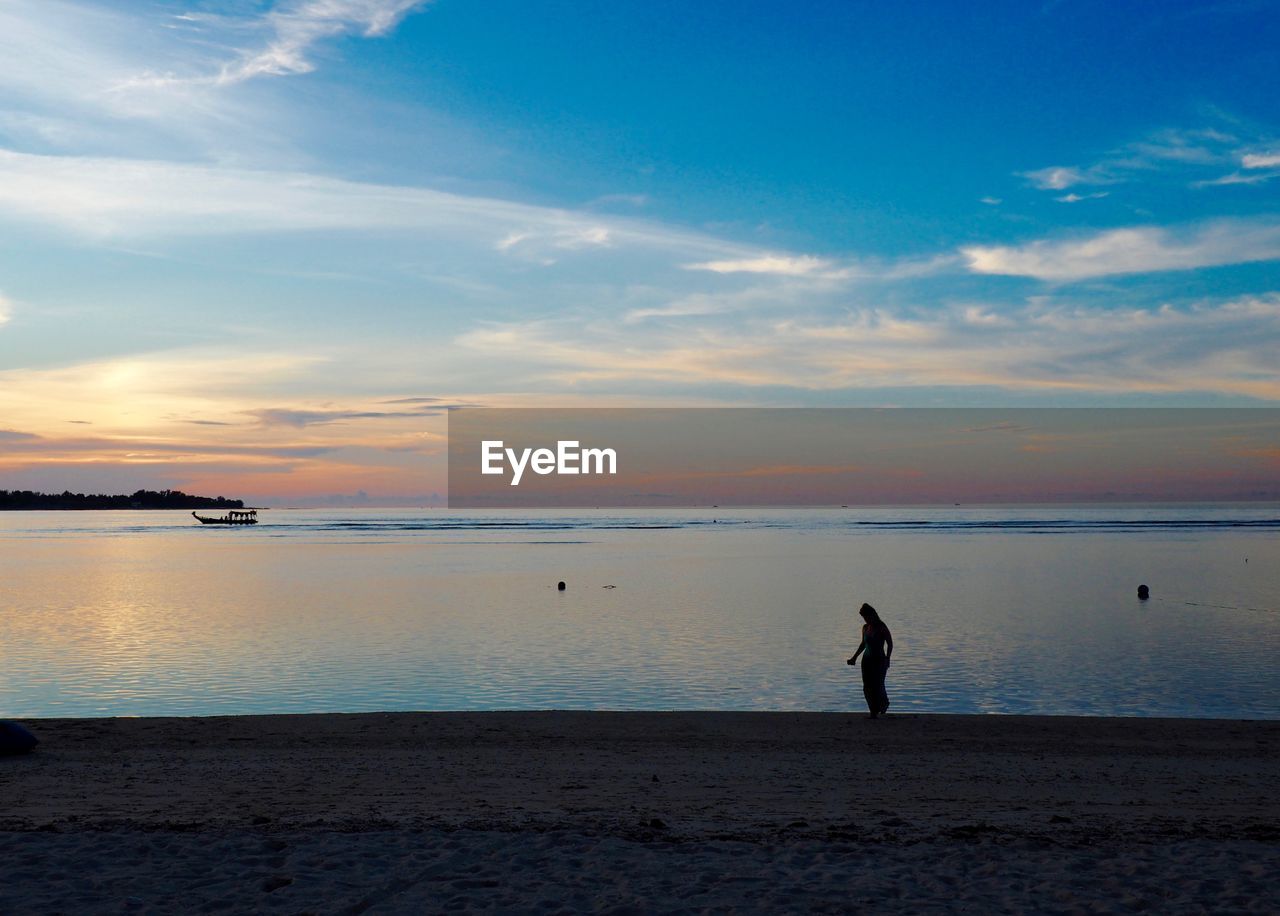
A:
[{"xmin": 191, "ymin": 509, "xmax": 258, "ymax": 525}]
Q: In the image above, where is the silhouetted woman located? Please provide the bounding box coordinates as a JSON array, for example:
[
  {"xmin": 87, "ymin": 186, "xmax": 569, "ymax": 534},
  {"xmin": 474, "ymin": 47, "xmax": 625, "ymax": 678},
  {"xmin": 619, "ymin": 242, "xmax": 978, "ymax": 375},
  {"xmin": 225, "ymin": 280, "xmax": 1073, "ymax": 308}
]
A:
[{"xmin": 847, "ymin": 602, "xmax": 893, "ymax": 718}]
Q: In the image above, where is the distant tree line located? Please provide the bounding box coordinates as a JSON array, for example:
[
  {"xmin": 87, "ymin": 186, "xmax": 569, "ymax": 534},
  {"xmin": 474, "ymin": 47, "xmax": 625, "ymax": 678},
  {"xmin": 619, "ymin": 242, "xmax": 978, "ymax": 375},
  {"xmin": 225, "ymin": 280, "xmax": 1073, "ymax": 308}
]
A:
[{"xmin": 0, "ymin": 489, "xmax": 245, "ymax": 510}]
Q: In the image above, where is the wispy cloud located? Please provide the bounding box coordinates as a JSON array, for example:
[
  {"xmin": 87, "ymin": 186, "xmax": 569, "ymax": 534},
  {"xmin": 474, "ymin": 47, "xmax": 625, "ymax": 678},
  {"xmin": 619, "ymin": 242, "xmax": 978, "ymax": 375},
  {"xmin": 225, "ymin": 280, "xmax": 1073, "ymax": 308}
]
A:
[
  {"xmin": 497, "ymin": 224, "xmax": 614, "ymax": 262},
  {"xmin": 685, "ymin": 255, "xmax": 835, "ymax": 277},
  {"xmin": 0, "ymin": 2, "xmax": 171, "ymax": 126},
  {"xmin": 0, "ymin": 0, "xmax": 431, "ymax": 163},
  {"xmin": 106, "ymin": 1, "xmax": 431, "ymax": 90},
  {"xmin": 1196, "ymin": 149, "xmax": 1280, "ymax": 187},
  {"xmin": 456, "ymin": 294, "xmax": 1280, "ymax": 400},
  {"xmin": 1196, "ymin": 169, "xmax": 1280, "ymax": 188},
  {"xmin": 246, "ymin": 401, "xmax": 455, "ymax": 428},
  {"xmin": 214, "ymin": 0, "xmax": 430, "ymax": 86},
  {"xmin": 683, "ymin": 253, "xmax": 958, "ymax": 282},
  {"xmin": 1054, "ymin": 191, "xmax": 1108, "ymax": 204},
  {"xmin": 0, "ymin": 1, "xmax": 293, "ymax": 165},
  {"xmin": 1120, "ymin": 127, "xmax": 1237, "ymax": 165},
  {"xmin": 0, "ymin": 150, "xmax": 748, "ymax": 262},
  {"xmin": 963, "ymin": 218, "xmax": 1280, "ymax": 281},
  {"xmin": 1019, "ymin": 126, "xmax": 1266, "ymax": 194},
  {"xmin": 0, "ymin": 435, "xmax": 334, "ymax": 460},
  {"xmin": 1021, "ymin": 166, "xmax": 1104, "ymax": 191},
  {"xmin": 622, "ymin": 284, "xmax": 806, "ymax": 324},
  {"xmin": 0, "ymin": 291, "xmax": 12, "ymax": 326}
]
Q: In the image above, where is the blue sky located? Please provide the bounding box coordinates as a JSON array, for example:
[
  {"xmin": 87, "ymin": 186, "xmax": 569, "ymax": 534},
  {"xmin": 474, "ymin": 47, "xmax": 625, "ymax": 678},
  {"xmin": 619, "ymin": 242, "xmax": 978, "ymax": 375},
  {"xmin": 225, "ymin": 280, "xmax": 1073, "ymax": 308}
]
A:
[{"xmin": 0, "ymin": 0, "xmax": 1278, "ymax": 500}]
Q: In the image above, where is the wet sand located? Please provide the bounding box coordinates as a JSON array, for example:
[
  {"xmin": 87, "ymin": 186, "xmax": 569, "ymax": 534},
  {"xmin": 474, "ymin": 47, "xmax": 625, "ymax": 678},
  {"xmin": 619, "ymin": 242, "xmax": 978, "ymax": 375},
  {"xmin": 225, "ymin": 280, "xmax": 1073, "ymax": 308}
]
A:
[{"xmin": 2, "ymin": 711, "xmax": 1278, "ymax": 912}]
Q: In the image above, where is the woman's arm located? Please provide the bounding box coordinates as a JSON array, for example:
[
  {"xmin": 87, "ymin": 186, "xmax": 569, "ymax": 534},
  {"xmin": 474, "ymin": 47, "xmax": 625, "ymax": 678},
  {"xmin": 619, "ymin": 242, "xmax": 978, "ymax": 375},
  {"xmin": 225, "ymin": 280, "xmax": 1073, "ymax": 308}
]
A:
[
  {"xmin": 847, "ymin": 626, "xmax": 867, "ymax": 665},
  {"xmin": 884, "ymin": 625, "xmax": 893, "ymax": 666}
]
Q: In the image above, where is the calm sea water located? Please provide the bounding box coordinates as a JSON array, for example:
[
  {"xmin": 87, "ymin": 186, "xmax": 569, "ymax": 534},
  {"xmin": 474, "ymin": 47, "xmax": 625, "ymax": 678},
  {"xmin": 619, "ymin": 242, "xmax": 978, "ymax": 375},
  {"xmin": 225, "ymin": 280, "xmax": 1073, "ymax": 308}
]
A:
[{"xmin": 2, "ymin": 506, "xmax": 1278, "ymax": 719}]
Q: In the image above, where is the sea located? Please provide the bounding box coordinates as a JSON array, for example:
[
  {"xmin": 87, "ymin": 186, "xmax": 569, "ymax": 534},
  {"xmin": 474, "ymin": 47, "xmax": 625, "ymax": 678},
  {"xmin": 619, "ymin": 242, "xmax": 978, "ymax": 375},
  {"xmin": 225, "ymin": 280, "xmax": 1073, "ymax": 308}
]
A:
[{"xmin": 2, "ymin": 506, "xmax": 1278, "ymax": 719}]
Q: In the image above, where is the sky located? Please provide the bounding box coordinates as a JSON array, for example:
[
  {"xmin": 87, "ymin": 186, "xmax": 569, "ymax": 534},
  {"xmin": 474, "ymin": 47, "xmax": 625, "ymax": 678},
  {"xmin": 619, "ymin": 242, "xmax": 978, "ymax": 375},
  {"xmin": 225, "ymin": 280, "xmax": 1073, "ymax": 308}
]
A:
[{"xmin": 0, "ymin": 0, "xmax": 1278, "ymax": 503}]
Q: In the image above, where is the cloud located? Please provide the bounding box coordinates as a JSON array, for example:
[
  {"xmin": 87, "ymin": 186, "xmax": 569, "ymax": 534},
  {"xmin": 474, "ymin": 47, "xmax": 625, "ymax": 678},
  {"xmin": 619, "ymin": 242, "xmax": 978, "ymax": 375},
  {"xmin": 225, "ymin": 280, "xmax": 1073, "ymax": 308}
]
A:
[
  {"xmin": 0, "ymin": 0, "xmax": 432, "ymax": 165},
  {"xmin": 682, "ymin": 253, "xmax": 958, "ymax": 282},
  {"xmin": 1054, "ymin": 192, "xmax": 1108, "ymax": 203},
  {"xmin": 622, "ymin": 285, "xmax": 799, "ymax": 324},
  {"xmin": 624, "ymin": 298, "xmax": 734, "ymax": 324},
  {"xmin": 1195, "ymin": 169, "xmax": 1280, "ymax": 188},
  {"xmin": 105, "ymin": 1, "xmax": 431, "ymax": 91},
  {"xmin": 962, "ymin": 218, "xmax": 1280, "ymax": 281},
  {"xmin": 248, "ymin": 407, "xmax": 398, "ymax": 428},
  {"xmin": 215, "ymin": 0, "xmax": 430, "ymax": 86},
  {"xmin": 0, "ymin": 150, "xmax": 751, "ymax": 261},
  {"xmin": 1019, "ymin": 126, "xmax": 1267, "ymax": 194},
  {"xmin": 1195, "ymin": 149, "xmax": 1280, "ymax": 187},
  {"xmin": 497, "ymin": 224, "xmax": 613, "ymax": 260},
  {"xmin": 0, "ymin": 1, "xmax": 247, "ymax": 141},
  {"xmin": 455, "ymin": 293, "xmax": 1280, "ymax": 400},
  {"xmin": 685, "ymin": 255, "xmax": 834, "ymax": 277},
  {"xmin": 1242, "ymin": 152, "xmax": 1280, "ymax": 169},
  {"xmin": 1021, "ymin": 166, "xmax": 1095, "ymax": 191},
  {"xmin": 626, "ymin": 255, "xmax": 962, "ymax": 325},
  {"xmin": 0, "ymin": 344, "xmax": 459, "ymax": 495},
  {"xmin": 960, "ymin": 306, "xmax": 1012, "ymax": 327},
  {"xmin": 0, "ymin": 291, "xmax": 12, "ymax": 326},
  {"xmin": 0, "ymin": 346, "xmax": 330, "ymax": 440},
  {"xmin": 0, "ymin": 435, "xmax": 334, "ymax": 460},
  {"xmin": 1121, "ymin": 127, "xmax": 1236, "ymax": 166},
  {"xmin": 246, "ymin": 401, "xmax": 455, "ymax": 427},
  {"xmin": 554, "ymin": 226, "xmax": 612, "ymax": 249}
]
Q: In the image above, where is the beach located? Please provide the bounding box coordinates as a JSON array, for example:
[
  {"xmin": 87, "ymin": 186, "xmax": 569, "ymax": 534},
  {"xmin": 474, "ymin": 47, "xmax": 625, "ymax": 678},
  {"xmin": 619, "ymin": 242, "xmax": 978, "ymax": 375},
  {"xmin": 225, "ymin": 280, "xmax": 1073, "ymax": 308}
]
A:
[{"xmin": 3, "ymin": 711, "xmax": 1278, "ymax": 912}]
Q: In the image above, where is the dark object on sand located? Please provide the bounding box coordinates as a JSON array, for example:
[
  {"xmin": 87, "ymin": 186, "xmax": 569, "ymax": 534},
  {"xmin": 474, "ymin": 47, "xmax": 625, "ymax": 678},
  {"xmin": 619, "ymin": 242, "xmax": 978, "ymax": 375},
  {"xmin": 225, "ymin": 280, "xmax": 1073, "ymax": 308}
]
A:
[
  {"xmin": 1137, "ymin": 584, "xmax": 1150, "ymax": 600},
  {"xmin": 557, "ymin": 581, "xmax": 566, "ymax": 591},
  {"xmin": 0, "ymin": 721, "xmax": 38, "ymax": 755}
]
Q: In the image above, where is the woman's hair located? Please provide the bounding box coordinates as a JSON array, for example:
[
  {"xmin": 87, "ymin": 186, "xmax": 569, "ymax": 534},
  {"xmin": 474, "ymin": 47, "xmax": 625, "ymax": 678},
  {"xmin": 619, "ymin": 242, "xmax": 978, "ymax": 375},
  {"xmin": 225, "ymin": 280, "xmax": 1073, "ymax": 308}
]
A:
[{"xmin": 859, "ymin": 602, "xmax": 883, "ymax": 625}]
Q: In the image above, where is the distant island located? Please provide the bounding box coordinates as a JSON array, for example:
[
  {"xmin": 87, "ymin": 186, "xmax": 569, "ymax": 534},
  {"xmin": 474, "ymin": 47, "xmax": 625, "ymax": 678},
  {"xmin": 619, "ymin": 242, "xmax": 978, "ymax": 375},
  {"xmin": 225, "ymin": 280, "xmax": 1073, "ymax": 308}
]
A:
[{"xmin": 0, "ymin": 489, "xmax": 246, "ymax": 510}]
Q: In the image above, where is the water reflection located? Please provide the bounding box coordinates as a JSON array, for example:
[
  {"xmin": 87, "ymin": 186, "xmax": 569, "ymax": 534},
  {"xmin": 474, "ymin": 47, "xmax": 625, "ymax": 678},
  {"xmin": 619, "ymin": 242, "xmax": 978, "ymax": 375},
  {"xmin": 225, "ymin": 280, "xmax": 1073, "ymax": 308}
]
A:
[{"xmin": 1, "ymin": 508, "xmax": 1277, "ymax": 718}]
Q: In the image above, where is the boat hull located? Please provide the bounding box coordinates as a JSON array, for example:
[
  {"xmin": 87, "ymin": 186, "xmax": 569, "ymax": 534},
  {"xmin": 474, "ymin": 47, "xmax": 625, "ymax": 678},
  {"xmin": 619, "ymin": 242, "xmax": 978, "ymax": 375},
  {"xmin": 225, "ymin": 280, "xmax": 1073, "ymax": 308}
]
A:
[{"xmin": 192, "ymin": 511, "xmax": 259, "ymax": 525}]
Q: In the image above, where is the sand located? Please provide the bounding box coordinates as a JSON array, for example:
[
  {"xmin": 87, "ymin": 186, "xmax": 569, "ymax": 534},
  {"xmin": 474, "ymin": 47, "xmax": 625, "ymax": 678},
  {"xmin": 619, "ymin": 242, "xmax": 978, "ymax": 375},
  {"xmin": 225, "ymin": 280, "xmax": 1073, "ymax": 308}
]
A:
[{"xmin": 2, "ymin": 711, "xmax": 1277, "ymax": 912}]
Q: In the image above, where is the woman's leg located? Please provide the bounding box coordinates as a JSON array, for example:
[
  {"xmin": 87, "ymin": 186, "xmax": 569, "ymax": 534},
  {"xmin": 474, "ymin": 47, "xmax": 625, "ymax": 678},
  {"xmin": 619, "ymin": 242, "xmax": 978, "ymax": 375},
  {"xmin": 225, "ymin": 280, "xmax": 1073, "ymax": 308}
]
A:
[
  {"xmin": 877, "ymin": 661, "xmax": 889, "ymax": 714},
  {"xmin": 861, "ymin": 660, "xmax": 878, "ymax": 716}
]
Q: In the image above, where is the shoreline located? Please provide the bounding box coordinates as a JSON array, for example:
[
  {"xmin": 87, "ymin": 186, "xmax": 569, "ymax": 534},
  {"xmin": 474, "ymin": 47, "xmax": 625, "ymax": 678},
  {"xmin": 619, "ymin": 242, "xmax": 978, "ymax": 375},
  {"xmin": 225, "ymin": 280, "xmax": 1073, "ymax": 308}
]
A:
[{"xmin": 4, "ymin": 711, "xmax": 1278, "ymax": 911}]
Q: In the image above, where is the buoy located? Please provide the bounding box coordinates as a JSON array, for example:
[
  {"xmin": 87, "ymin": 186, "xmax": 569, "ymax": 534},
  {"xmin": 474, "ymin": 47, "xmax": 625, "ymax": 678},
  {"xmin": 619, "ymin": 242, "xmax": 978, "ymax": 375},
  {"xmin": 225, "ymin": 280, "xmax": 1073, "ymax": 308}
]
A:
[
  {"xmin": 1137, "ymin": 584, "xmax": 1150, "ymax": 600},
  {"xmin": 557, "ymin": 581, "xmax": 566, "ymax": 591}
]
